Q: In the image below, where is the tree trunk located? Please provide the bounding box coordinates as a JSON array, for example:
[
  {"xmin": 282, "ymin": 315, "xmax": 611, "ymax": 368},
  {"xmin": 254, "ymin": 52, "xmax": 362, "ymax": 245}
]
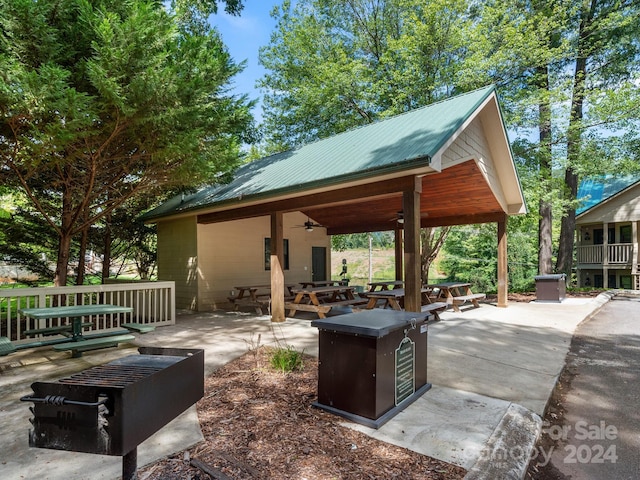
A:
[
  {"xmin": 420, "ymin": 226, "xmax": 450, "ymax": 285},
  {"xmin": 537, "ymin": 66, "xmax": 553, "ymax": 275},
  {"xmin": 76, "ymin": 224, "xmax": 89, "ymax": 286},
  {"xmin": 556, "ymin": 0, "xmax": 593, "ymax": 281},
  {"xmin": 54, "ymin": 190, "xmax": 74, "ymax": 287},
  {"xmin": 54, "ymin": 231, "xmax": 72, "ymax": 287},
  {"xmin": 102, "ymin": 213, "xmax": 112, "ymax": 283}
]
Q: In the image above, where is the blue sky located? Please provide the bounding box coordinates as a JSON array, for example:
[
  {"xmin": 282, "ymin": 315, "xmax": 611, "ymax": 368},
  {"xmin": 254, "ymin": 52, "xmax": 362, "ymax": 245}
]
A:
[{"xmin": 209, "ymin": 2, "xmax": 282, "ymax": 121}]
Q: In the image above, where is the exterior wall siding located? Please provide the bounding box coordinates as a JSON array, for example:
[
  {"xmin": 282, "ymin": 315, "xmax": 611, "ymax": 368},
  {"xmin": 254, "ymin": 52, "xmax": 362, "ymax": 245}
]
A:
[
  {"xmin": 440, "ymin": 118, "xmax": 504, "ymax": 206},
  {"xmin": 196, "ymin": 212, "xmax": 331, "ymax": 311},
  {"xmin": 157, "ymin": 217, "xmax": 199, "ymax": 310}
]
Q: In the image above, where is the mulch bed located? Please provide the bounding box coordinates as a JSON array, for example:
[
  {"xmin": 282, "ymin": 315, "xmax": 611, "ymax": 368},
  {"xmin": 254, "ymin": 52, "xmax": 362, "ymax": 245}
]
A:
[{"xmin": 138, "ymin": 347, "xmax": 466, "ymax": 480}]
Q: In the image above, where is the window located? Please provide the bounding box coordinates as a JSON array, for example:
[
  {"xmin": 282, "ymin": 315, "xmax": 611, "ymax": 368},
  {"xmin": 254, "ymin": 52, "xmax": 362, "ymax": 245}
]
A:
[
  {"xmin": 264, "ymin": 238, "xmax": 289, "ymax": 270},
  {"xmin": 620, "ymin": 275, "xmax": 632, "ymax": 289},
  {"xmin": 620, "ymin": 225, "xmax": 632, "ymax": 243}
]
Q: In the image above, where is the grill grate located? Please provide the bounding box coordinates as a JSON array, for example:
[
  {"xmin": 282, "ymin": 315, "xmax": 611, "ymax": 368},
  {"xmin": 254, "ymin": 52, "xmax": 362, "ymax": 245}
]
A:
[{"xmin": 58, "ymin": 364, "xmax": 163, "ymax": 387}]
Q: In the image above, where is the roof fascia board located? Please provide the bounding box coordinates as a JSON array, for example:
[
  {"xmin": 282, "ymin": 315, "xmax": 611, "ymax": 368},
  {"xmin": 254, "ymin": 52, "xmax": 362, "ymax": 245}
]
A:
[{"xmin": 147, "ymin": 164, "xmax": 434, "ymax": 224}]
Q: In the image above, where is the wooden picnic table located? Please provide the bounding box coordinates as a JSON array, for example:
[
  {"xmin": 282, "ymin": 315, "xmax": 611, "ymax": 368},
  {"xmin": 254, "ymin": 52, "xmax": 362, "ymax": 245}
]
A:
[
  {"xmin": 427, "ymin": 282, "xmax": 486, "ymax": 312},
  {"xmin": 299, "ymin": 280, "xmax": 348, "ymax": 288},
  {"xmin": 367, "ymin": 280, "xmax": 404, "ymax": 291},
  {"xmin": 229, "ymin": 284, "xmax": 295, "ymax": 315},
  {"xmin": 18, "ymin": 304, "xmax": 135, "ymax": 357},
  {"xmin": 286, "ymin": 285, "xmax": 367, "ymax": 319},
  {"xmin": 365, "ymin": 287, "xmax": 449, "ymax": 321}
]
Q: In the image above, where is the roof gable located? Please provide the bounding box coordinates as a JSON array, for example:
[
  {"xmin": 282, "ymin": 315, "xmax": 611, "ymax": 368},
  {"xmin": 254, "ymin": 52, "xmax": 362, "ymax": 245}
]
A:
[{"xmin": 143, "ymin": 86, "xmax": 499, "ymax": 221}]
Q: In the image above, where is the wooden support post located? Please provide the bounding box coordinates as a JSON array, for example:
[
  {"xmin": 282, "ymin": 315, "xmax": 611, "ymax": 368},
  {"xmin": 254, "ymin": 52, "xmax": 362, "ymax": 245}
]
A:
[
  {"xmin": 270, "ymin": 212, "xmax": 285, "ymax": 322},
  {"xmin": 497, "ymin": 215, "xmax": 508, "ymax": 308},
  {"xmin": 403, "ymin": 177, "xmax": 422, "ymax": 312},
  {"xmin": 394, "ymin": 227, "xmax": 403, "ymax": 281}
]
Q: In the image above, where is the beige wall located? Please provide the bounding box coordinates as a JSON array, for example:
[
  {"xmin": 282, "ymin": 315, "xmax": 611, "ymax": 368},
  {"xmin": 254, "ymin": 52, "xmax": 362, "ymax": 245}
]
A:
[
  {"xmin": 194, "ymin": 212, "xmax": 331, "ymax": 311},
  {"xmin": 157, "ymin": 216, "xmax": 199, "ymax": 310},
  {"xmin": 578, "ymin": 184, "xmax": 640, "ymax": 224}
]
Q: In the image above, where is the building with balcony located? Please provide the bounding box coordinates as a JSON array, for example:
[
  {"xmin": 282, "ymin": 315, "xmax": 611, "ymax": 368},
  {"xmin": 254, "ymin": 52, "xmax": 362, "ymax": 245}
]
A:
[{"xmin": 576, "ymin": 174, "xmax": 640, "ymax": 290}]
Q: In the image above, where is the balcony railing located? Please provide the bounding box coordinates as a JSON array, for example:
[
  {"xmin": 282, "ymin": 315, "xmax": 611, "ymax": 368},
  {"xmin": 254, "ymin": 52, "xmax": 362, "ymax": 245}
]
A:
[
  {"xmin": 577, "ymin": 244, "xmax": 634, "ymax": 265},
  {"xmin": 1, "ymin": 281, "xmax": 174, "ymax": 343}
]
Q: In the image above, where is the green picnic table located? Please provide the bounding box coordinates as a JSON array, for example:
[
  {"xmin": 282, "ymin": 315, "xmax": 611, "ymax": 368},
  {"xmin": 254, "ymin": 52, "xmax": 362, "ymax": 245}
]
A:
[{"xmin": 17, "ymin": 304, "xmax": 135, "ymax": 357}]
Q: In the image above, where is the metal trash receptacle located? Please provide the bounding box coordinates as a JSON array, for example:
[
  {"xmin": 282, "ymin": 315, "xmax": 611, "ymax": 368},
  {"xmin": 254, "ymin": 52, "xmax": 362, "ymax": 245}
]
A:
[{"xmin": 534, "ymin": 274, "xmax": 566, "ymax": 302}]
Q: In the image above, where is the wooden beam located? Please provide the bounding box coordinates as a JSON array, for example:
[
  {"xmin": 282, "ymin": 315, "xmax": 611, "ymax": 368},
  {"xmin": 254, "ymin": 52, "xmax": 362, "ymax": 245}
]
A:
[
  {"xmin": 197, "ymin": 176, "xmax": 419, "ymax": 224},
  {"xmin": 394, "ymin": 227, "xmax": 403, "ymax": 281},
  {"xmin": 326, "ymin": 211, "xmax": 507, "ymax": 235},
  {"xmin": 403, "ymin": 177, "xmax": 422, "ymax": 312},
  {"xmin": 497, "ymin": 214, "xmax": 508, "ymax": 308},
  {"xmin": 270, "ymin": 212, "xmax": 286, "ymax": 322}
]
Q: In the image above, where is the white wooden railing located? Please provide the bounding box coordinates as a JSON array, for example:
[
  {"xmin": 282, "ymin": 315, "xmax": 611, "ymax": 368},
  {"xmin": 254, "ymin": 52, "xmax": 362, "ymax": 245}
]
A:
[
  {"xmin": 577, "ymin": 244, "xmax": 634, "ymax": 265},
  {"xmin": 1, "ymin": 281, "xmax": 174, "ymax": 343}
]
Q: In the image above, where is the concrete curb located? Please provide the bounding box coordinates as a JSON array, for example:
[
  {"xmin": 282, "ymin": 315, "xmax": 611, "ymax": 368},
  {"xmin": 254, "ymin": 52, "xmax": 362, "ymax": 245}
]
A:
[{"xmin": 463, "ymin": 403, "xmax": 542, "ymax": 480}]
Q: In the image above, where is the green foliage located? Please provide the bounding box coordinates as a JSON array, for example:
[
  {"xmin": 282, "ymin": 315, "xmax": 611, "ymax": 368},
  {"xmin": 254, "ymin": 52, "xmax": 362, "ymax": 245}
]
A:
[
  {"xmin": 258, "ymin": 0, "xmax": 471, "ymax": 149},
  {"xmin": 268, "ymin": 345, "xmax": 305, "ymax": 373},
  {"xmin": 331, "ymin": 232, "xmax": 395, "ymax": 251},
  {"xmin": 0, "ymin": 0, "xmax": 256, "ymax": 284},
  {"xmin": 440, "ymin": 222, "xmax": 538, "ymax": 293}
]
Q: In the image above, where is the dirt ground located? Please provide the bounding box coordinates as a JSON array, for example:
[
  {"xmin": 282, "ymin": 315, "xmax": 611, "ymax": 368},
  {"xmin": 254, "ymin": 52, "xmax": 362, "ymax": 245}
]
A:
[{"xmin": 138, "ymin": 347, "xmax": 467, "ymax": 480}]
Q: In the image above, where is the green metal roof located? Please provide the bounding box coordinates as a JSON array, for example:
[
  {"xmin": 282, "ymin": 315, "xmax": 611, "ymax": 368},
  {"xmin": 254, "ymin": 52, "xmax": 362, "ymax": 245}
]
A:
[
  {"xmin": 143, "ymin": 85, "xmax": 497, "ymax": 221},
  {"xmin": 577, "ymin": 174, "xmax": 640, "ymax": 216}
]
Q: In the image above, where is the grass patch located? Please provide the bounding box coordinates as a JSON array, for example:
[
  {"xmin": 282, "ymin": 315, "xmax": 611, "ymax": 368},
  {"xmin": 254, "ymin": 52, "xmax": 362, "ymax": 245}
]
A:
[{"xmin": 268, "ymin": 345, "xmax": 305, "ymax": 373}]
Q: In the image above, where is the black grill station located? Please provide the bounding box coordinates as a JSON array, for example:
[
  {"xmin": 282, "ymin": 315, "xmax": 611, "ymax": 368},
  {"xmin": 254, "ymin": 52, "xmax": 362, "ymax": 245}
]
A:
[{"xmin": 21, "ymin": 347, "xmax": 204, "ymax": 480}]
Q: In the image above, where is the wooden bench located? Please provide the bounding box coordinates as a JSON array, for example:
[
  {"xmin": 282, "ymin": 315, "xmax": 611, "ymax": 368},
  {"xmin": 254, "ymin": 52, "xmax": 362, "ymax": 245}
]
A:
[
  {"xmin": 121, "ymin": 323, "xmax": 156, "ymax": 333},
  {"xmin": 421, "ymin": 302, "xmax": 448, "ymax": 321},
  {"xmin": 53, "ymin": 334, "xmax": 135, "ymax": 358},
  {"xmin": 0, "ymin": 336, "xmax": 16, "ymax": 356},
  {"xmin": 452, "ymin": 293, "xmax": 486, "ymax": 312},
  {"xmin": 285, "ymin": 298, "xmax": 367, "ymax": 318},
  {"xmin": 229, "ymin": 297, "xmax": 271, "ymax": 315}
]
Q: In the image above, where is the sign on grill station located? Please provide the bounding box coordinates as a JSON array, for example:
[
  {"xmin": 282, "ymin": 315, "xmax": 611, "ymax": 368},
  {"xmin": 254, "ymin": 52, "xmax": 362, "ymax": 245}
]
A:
[
  {"xmin": 22, "ymin": 347, "xmax": 204, "ymax": 479},
  {"xmin": 395, "ymin": 336, "xmax": 415, "ymax": 405}
]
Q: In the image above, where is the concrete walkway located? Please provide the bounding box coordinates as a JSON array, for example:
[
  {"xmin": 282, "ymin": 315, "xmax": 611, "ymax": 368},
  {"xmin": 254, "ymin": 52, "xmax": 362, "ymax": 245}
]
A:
[{"xmin": 0, "ymin": 295, "xmax": 609, "ymax": 479}]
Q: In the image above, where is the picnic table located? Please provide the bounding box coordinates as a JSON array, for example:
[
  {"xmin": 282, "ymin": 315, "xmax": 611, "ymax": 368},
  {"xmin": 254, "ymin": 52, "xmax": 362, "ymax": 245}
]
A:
[
  {"xmin": 299, "ymin": 280, "xmax": 348, "ymax": 288},
  {"xmin": 285, "ymin": 286, "xmax": 367, "ymax": 319},
  {"xmin": 228, "ymin": 284, "xmax": 295, "ymax": 315},
  {"xmin": 427, "ymin": 282, "xmax": 486, "ymax": 312},
  {"xmin": 367, "ymin": 280, "xmax": 404, "ymax": 291},
  {"xmin": 364, "ymin": 288, "xmax": 448, "ymax": 321},
  {"xmin": 18, "ymin": 304, "xmax": 135, "ymax": 358}
]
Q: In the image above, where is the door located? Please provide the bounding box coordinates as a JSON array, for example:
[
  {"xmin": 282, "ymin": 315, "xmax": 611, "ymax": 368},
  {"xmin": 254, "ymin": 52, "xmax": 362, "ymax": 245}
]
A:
[{"xmin": 312, "ymin": 247, "xmax": 327, "ymax": 281}]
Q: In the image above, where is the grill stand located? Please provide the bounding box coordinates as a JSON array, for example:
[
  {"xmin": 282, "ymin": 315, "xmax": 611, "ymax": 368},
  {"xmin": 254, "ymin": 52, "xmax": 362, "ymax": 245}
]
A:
[
  {"xmin": 21, "ymin": 347, "xmax": 204, "ymax": 480},
  {"xmin": 123, "ymin": 448, "xmax": 137, "ymax": 480}
]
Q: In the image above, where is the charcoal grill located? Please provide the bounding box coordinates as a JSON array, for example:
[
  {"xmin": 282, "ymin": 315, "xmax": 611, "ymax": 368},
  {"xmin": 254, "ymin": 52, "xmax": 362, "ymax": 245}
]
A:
[{"xmin": 21, "ymin": 346, "xmax": 204, "ymax": 480}]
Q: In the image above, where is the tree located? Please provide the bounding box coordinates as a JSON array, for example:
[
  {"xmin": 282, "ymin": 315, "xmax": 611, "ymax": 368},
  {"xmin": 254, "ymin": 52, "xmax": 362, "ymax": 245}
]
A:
[
  {"xmin": 0, "ymin": 0, "xmax": 255, "ymax": 285},
  {"xmin": 258, "ymin": 0, "xmax": 470, "ymax": 149},
  {"xmin": 461, "ymin": 0, "xmax": 640, "ymax": 282},
  {"xmin": 259, "ymin": 0, "xmax": 469, "ymax": 271},
  {"xmin": 555, "ymin": 0, "xmax": 640, "ymax": 280}
]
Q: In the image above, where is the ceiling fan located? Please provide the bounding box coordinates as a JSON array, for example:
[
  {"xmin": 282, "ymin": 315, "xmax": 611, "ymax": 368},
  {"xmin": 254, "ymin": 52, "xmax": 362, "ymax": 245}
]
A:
[
  {"xmin": 392, "ymin": 211, "xmax": 429, "ymax": 224},
  {"xmin": 294, "ymin": 218, "xmax": 326, "ymax": 232}
]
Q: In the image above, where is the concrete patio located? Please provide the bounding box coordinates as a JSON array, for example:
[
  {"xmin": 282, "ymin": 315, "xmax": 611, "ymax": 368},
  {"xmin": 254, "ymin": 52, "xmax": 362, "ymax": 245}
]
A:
[{"xmin": 0, "ymin": 294, "xmax": 609, "ymax": 479}]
